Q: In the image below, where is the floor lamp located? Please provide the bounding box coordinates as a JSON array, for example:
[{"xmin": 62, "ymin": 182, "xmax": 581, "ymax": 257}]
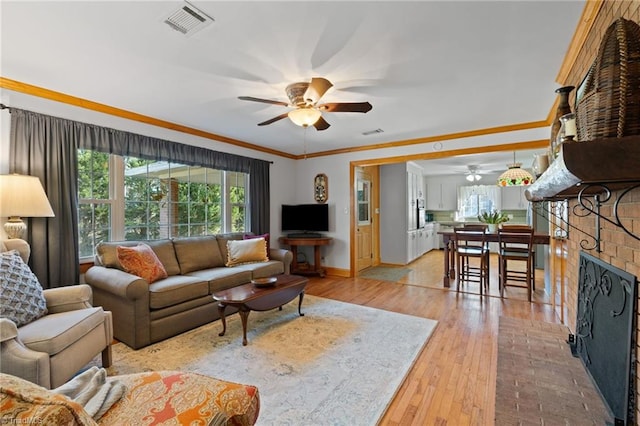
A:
[{"xmin": 0, "ymin": 174, "xmax": 55, "ymax": 239}]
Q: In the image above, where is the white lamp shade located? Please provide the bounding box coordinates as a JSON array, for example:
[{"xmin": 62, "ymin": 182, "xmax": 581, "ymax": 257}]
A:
[
  {"xmin": 0, "ymin": 174, "xmax": 55, "ymax": 218},
  {"xmin": 288, "ymin": 108, "xmax": 322, "ymax": 127}
]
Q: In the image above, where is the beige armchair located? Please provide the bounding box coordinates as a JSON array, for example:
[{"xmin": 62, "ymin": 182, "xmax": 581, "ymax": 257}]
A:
[{"xmin": 0, "ymin": 239, "xmax": 113, "ymax": 389}]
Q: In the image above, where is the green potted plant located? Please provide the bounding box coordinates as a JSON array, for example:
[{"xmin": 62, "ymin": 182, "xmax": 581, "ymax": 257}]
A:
[{"xmin": 477, "ymin": 210, "xmax": 510, "ymax": 232}]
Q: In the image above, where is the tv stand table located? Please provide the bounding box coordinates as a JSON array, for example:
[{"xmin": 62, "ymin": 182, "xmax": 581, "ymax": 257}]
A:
[{"xmin": 279, "ymin": 236, "xmax": 332, "ymax": 277}]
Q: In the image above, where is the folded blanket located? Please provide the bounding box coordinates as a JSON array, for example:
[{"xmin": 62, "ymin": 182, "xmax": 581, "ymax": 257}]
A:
[{"xmin": 53, "ymin": 367, "xmax": 126, "ymax": 420}]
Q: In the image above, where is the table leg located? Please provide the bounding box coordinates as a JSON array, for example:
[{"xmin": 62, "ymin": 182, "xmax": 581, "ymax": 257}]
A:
[
  {"xmin": 290, "ymin": 246, "xmax": 299, "ymax": 271},
  {"xmin": 313, "ymin": 245, "xmax": 325, "ymax": 277},
  {"xmin": 448, "ymin": 239, "xmax": 456, "ymax": 284},
  {"xmin": 239, "ymin": 308, "xmax": 250, "ymax": 346},
  {"xmin": 443, "ymin": 237, "xmax": 451, "ymax": 288},
  {"xmin": 298, "ymin": 291, "xmax": 305, "ymax": 316},
  {"xmin": 217, "ymin": 303, "xmax": 227, "ymax": 337}
]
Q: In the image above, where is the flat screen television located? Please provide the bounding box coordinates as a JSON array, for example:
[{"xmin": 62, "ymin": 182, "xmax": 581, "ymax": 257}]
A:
[{"xmin": 281, "ymin": 204, "xmax": 329, "ymax": 236}]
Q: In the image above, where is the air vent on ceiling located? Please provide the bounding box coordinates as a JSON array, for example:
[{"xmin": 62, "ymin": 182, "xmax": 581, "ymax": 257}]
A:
[
  {"xmin": 362, "ymin": 128, "xmax": 384, "ymax": 136},
  {"xmin": 164, "ymin": 1, "xmax": 214, "ymax": 36}
]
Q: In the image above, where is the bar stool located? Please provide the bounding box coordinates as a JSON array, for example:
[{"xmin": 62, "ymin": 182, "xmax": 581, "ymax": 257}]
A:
[
  {"xmin": 497, "ymin": 225, "xmax": 535, "ymax": 302},
  {"xmin": 453, "ymin": 226, "xmax": 490, "ymax": 295}
]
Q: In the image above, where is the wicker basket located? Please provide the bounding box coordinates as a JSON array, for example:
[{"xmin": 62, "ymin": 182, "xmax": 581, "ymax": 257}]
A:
[{"xmin": 576, "ymin": 18, "xmax": 640, "ymax": 141}]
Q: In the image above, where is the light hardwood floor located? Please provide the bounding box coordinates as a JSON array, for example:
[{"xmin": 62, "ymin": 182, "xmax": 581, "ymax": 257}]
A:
[{"xmin": 305, "ymin": 250, "xmax": 561, "ymax": 425}]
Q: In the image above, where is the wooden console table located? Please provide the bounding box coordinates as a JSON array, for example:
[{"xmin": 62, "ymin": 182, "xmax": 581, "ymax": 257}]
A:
[{"xmin": 279, "ymin": 236, "xmax": 332, "ymax": 277}]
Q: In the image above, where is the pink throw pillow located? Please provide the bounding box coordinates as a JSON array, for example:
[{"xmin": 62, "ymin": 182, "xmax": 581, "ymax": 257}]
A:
[{"xmin": 117, "ymin": 243, "xmax": 168, "ymax": 283}]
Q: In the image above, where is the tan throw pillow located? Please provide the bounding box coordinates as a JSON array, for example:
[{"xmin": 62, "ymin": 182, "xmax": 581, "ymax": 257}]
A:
[
  {"xmin": 226, "ymin": 238, "xmax": 268, "ymax": 267},
  {"xmin": 0, "ymin": 250, "xmax": 48, "ymax": 327},
  {"xmin": 117, "ymin": 243, "xmax": 168, "ymax": 283}
]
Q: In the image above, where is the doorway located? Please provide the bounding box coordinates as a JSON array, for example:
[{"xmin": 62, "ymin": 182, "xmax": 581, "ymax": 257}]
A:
[{"xmin": 355, "ymin": 167, "xmax": 379, "ymax": 273}]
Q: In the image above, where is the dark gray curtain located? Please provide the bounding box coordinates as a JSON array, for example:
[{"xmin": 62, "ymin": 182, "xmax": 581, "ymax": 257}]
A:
[
  {"xmin": 9, "ymin": 108, "xmax": 270, "ymax": 287},
  {"xmin": 10, "ymin": 109, "xmax": 80, "ymax": 288}
]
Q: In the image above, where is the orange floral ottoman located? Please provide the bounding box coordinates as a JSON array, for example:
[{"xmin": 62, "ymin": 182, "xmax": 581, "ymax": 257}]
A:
[
  {"xmin": 100, "ymin": 371, "xmax": 260, "ymax": 425},
  {"xmin": 1, "ymin": 371, "xmax": 260, "ymax": 426}
]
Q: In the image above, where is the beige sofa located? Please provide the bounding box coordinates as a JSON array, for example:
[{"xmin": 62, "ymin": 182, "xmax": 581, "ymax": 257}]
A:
[
  {"xmin": 0, "ymin": 239, "xmax": 113, "ymax": 389},
  {"xmin": 85, "ymin": 233, "xmax": 292, "ymax": 349}
]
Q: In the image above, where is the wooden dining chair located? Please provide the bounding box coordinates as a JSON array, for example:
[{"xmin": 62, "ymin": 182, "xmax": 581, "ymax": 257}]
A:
[
  {"xmin": 453, "ymin": 226, "xmax": 490, "ymax": 295},
  {"xmin": 497, "ymin": 225, "xmax": 535, "ymax": 302}
]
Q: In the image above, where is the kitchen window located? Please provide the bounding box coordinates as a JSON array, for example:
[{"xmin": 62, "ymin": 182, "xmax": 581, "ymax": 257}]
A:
[{"xmin": 457, "ymin": 185, "xmax": 501, "ymax": 220}]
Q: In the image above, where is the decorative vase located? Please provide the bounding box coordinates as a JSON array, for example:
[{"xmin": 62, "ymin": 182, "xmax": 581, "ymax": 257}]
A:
[
  {"xmin": 488, "ymin": 224, "xmax": 498, "ymax": 233},
  {"xmin": 553, "ymin": 113, "xmax": 577, "ymax": 159},
  {"xmin": 549, "ymin": 86, "xmax": 574, "ymax": 162}
]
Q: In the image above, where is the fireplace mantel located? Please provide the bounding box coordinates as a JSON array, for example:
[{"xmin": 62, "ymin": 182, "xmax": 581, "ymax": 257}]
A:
[
  {"xmin": 525, "ymin": 136, "xmax": 640, "ymax": 202},
  {"xmin": 525, "ymin": 136, "xmax": 640, "ymax": 248}
]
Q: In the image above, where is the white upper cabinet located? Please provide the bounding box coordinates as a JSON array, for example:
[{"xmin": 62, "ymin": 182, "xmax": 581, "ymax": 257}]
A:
[
  {"xmin": 501, "ymin": 186, "xmax": 527, "ymax": 210},
  {"xmin": 426, "ymin": 178, "xmax": 457, "ymax": 210}
]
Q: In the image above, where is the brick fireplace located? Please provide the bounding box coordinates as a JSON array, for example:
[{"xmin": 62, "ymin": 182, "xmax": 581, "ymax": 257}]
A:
[{"xmin": 556, "ymin": 1, "xmax": 640, "ymax": 420}]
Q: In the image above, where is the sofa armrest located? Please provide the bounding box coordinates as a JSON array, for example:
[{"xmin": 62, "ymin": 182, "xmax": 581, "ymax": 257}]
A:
[
  {"xmin": 269, "ymin": 248, "xmax": 293, "ymax": 275},
  {"xmin": 0, "ymin": 318, "xmax": 51, "ymax": 388},
  {"xmin": 85, "ymin": 266, "xmax": 150, "ymax": 349},
  {"xmin": 85, "ymin": 266, "xmax": 148, "ymax": 300},
  {"xmin": 43, "ymin": 284, "xmax": 94, "ymax": 313}
]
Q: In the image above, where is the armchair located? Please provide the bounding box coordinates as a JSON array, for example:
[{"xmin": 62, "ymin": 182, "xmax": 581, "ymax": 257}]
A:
[{"xmin": 0, "ymin": 239, "xmax": 113, "ymax": 389}]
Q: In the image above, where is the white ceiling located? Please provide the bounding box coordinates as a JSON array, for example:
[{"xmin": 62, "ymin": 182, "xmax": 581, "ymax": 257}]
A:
[{"xmin": 1, "ymin": 1, "xmax": 584, "ymax": 167}]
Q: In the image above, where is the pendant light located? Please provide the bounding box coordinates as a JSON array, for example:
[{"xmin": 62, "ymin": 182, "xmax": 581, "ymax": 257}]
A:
[{"xmin": 497, "ymin": 152, "xmax": 535, "ymax": 186}]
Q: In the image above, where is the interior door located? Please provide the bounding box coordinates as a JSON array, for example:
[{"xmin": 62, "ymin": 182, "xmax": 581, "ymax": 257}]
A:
[{"xmin": 356, "ymin": 170, "xmax": 373, "ymax": 271}]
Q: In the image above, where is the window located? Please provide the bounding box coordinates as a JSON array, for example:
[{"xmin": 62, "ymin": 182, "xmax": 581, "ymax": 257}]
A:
[
  {"xmin": 357, "ymin": 178, "xmax": 371, "ymax": 225},
  {"xmin": 78, "ymin": 151, "xmax": 249, "ymax": 259},
  {"xmin": 457, "ymin": 185, "xmax": 501, "ymax": 220}
]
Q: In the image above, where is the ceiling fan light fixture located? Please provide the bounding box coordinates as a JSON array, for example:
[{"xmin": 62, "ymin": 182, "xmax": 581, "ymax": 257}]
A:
[
  {"xmin": 465, "ymin": 165, "xmax": 482, "ymax": 182},
  {"xmin": 288, "ymin": 108, "xmax": 322, "ymax": 127}
]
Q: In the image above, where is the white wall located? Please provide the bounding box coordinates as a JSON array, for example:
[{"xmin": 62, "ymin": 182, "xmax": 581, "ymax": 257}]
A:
[{"xmin": 0, "ymin": 88, "xmax": 548, "ymax": 273}]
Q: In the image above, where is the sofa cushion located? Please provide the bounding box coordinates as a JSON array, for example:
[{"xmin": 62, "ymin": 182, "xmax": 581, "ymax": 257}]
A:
[
  {"xmin": 148, "ymin": 275, "xmax": 209, "ymax": 310},
  {"xmin": 173, "ymin": 236, "xmax": 224, "ymax": 274},
  {"xmin": 117, "ymin": 243, "xmax": 168, "ymax": 284},
  {"xmin": 225, "ymin": 238, "xmax": 269, "ymax": 267},
  {"xmin": 232, "ymin": 260, "xmax": 285, "ymax": 279},
  {"xmin": 187, "ymin": 268, "xmax": 253, "ymax": 293},
  {"xmin": 0, "ymin": 250, "xmax": 48, "ymax": 327},
  {"xmin": 0, "ymin": 373, "xmax": 97, "ymax": 426},
  {"xmin": 18, "ymin": 307, "xmax": 106, "ymax": 356},
  {"xmin": 99, "ymin": 371, "xmax": 260, "ymax": 426},
  {"xmin": 95, "ymin": 240, "xmax": 180, "ymax": 276},
  {"xmin": 216, "ymin": 233, "xmax": 245, "ymax": 264}
]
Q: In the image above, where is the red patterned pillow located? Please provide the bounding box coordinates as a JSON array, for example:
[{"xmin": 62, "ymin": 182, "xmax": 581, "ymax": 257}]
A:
[{"xmin": 116, "ymin": 243, "xmax": 168, "ymax": 284}]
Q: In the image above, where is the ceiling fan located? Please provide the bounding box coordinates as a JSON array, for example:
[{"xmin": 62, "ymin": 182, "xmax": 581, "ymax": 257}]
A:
[{"xmin": 238, "ymin": 77, "xmax": 372, "ymax": 131}]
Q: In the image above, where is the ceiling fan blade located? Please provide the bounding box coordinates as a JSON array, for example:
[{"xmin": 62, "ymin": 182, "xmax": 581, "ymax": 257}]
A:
[
  {"xmin": 238, "ymin": 96, "xmax": 289, "ymax": 107},
  {"xmin": 318, "ymin": 102, "xmax": 372, "ymax": 113},
  {"xmin": 304, "ymin": 77, "xmax": 333, "ymax": 104},
  {"xmin": 313, "ymin": 116, "xmax": 331, "ymax": 131},
  {"xmin": 257, "ymin": 113, "xmax": 289, "ymax": 126}
]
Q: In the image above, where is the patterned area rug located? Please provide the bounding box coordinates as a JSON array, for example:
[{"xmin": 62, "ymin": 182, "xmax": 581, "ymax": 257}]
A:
[
  {"xmin": 495, "ymin": 317, "xmax": 612, "ymax": 425},
  {"xmin": 105, "ymin": 295, "xmax": 437, "ymax": 426},
  {"xmin": 359, "ymin": 266, "xmax": 412, "ymax": 282}
]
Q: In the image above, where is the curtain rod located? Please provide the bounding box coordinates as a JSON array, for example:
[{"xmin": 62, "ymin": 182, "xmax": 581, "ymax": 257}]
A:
[{"xmin": 0, "ymin": 102, "xmax": 274, "ymax": 164}]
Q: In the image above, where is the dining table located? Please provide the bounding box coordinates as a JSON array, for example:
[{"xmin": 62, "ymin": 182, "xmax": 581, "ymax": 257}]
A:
[{"xmin": 438, "ymin": 230, "xmax": 551, "ymax": 288}]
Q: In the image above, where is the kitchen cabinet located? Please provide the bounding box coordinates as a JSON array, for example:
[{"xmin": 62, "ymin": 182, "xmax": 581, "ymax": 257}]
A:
[
  {"xmin": 380, "ymin": 162, "xmax": 425, "ymax": 265},
  {"xmin": 426, "ymin": 178, "xmax": 457, "ymax": 210},
  {"xmin": 501, "ymin": 186, "xmax": 527, "ymax": 210}
]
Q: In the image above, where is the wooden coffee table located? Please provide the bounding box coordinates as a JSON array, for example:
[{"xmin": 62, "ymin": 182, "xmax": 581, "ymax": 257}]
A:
[{"xmin": 212, "ymin": 274, "xmax": 308, "ymax": 345}]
